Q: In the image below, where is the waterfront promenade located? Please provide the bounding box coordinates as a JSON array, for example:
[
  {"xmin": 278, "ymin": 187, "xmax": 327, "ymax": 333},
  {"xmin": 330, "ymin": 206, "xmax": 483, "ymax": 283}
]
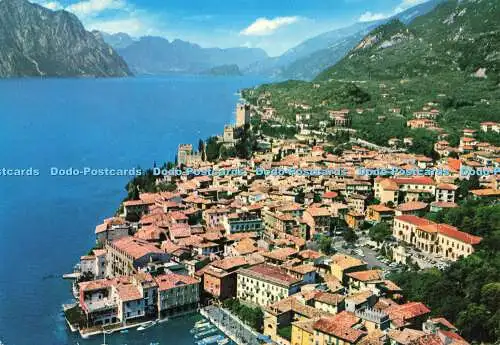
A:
[{"xmin": 201, "ymin": 306, "xmax": 263, "ymax": 345}]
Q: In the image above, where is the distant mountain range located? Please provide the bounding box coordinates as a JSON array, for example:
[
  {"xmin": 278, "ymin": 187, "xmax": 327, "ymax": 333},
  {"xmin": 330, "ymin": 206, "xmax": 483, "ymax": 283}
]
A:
[
  {"xmin": 100, "ymin": 34, "xmax": 268, "ymax": 75},
  {"xmin": 316, "ymin": 0, "xmax": 500, "ymax": 81},
  {"xmin": 0, "ymin": 0, "xmax": 131, "ymax": 78},
  {"xmin": 0, "ymin": 0, "xmax": 457, "ymax": 80},
  {"xmin": 244, "ymin": 0, "xmax": 444, "ymax": 80}
]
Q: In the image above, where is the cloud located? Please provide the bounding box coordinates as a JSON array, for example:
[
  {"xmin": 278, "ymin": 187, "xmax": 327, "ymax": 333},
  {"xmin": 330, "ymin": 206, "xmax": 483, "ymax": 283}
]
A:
[
  {"xmin": 394, "ymin": 0, "xmax": 427, "ymax": 13},
  {"xmin": 30, "ymin": 0, "xmax": 63, "ymax": 10},
  {"xmin": 66, "ymin": 0, "xmax": 126, "ymax": 17},
  {"xmin": 240, "ymin": 16, "xmax": 300, "ymax": 36},
  {"xmin": 358, "ymin": 11, "xmax": 387, "ymax": 22},
  {"xmin": 85, "ymin": 17, "xmax": 145, "ymax": 35},
  {"xmin": 358, "ymin": 0, "xmax": 428, "ymax": 23}
]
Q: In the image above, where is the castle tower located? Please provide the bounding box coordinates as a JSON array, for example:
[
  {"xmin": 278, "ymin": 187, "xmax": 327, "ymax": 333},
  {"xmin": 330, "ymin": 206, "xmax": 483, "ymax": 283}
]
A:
[{"xmin": 236, "ymin": 103, "xmax": 250, "ymax": 127}]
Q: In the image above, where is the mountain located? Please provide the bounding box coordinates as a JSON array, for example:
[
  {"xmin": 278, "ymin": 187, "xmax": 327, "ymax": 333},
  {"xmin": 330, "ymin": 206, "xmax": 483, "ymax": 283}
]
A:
[
  {"xmin": 317, "ymin": 0, "xmax": 500, "ymax": 81},
  {"xmin": 244, "ymin": 0, "xmax": 444, "ymax": 80},
  {"xmin": 243, "ymin": 22, "xmax": 377, "ymax": 79},
  {"xmin": 116, "ymin": 36, "xmax": 268, "ymax": 75},
  {"xmin": 99, "ymin": 32, "xmax": 135, "ymax": 49},
  {"xmin": 0, "ymin": 0, "xmax": 131, "ymax": 78},
  {"xmin": 201, "ymin": 64, "xmax": 242, "ymax": 76}
]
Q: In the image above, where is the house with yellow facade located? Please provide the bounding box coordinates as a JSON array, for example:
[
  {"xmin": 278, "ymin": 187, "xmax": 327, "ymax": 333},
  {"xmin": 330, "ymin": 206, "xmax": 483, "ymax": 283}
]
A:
[{"xmin": 330, "ymin": 254, "xmax": 367, "ymax": 284}]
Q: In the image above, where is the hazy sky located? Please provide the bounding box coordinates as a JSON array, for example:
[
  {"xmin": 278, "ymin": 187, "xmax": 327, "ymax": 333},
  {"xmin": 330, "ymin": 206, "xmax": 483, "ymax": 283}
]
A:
[{"xmin": 32, "ymin": 0, "xmax": 429, "ymax": 56}]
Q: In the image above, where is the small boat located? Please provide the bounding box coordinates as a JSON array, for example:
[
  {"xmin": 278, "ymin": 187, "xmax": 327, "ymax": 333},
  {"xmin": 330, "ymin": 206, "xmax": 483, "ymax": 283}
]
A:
[
  {"xmin": 150, "ymin": 343, "xmax": 160, "ymax": 345},
  {"xmin": 190, "ymin": 322, "xmax": 211, "ymax": 333},
  {"xmin": 196, "ymin": 335, "xmax": 224, "ymax": 345},
  {"xmin": 194, "ymin": 328, "xmax": 217, "ymax": 339},
  {"xmin": 217, "ymin": 338, "xmax": 229, "ymax": 345},
  {"xmin": 120, "ymin": 329, "xmax": 129, "ymax": 334},
  {"xmin": 194, "ymin": 319, "xmax": 208, "ymax": 326},
  {"xmin": 137, "ymin": 320, "xmax": 157, "ymax": 331},
  {"xmin": 191, "ymin": 325, "xmax": 215, "ymax": 334}
]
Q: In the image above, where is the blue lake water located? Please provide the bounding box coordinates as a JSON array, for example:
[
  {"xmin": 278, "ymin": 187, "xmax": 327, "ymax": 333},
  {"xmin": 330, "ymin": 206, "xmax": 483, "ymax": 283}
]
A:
[{"xmin": 0, "ymin": 76, "xmax": 262, "ymax": 345}]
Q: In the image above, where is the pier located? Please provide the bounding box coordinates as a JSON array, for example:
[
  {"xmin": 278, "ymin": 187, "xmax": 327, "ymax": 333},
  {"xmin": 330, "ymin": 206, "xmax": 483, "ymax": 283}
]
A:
[{"xmin": 201, "ymin": 306, "xmax": 264, "ymax": 345}]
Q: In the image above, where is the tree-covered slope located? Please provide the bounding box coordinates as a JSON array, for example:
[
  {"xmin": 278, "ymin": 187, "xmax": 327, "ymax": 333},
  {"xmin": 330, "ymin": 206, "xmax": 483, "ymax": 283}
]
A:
[{"xmin": 317, "ymin": 0, "xmax": 500, "ymax": 81}]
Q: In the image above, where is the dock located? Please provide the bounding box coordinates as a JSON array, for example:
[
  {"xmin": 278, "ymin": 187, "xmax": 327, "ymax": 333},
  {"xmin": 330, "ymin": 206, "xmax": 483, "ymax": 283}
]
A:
[{"xmin": 200, "ymin": 306, "xmax": 263, "ymax": 345}]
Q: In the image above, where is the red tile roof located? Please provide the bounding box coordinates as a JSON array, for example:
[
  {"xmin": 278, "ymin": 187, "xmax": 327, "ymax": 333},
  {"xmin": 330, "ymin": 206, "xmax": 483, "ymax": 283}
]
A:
[
  {"xmin": 313, "ymin": 311, "xmax": 365, "ymax": 343},
  {"xmin": 395, "ymin": 215, "xmax": 435, "ymax": 227},
  {"xmin": 347, "ymin": 269, "xmax": 383, "ymax": 282},
  {"xmin": 239, "ymin": 263, "xmax": 300, "ymax": 287},
  {"xmin": 437, "ymin": 224, "xmax": 482, "ymax": 245},
  {"xmin": 154, "ymin": 273, "xmax": 199, "ymax": 291},
  {"xmin": 111, "ymin": 236, "xmax": 164, "ymax": 259},
  {"xmin": 386, "ymin": 302, "xmax": 431, "ymax": 327}
]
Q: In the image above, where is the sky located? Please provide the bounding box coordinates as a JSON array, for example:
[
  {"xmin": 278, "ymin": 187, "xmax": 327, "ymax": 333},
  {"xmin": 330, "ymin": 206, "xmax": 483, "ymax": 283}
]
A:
[{"xmin": 31, "ymin": 0, "xmax": 430, "ymax": 56}]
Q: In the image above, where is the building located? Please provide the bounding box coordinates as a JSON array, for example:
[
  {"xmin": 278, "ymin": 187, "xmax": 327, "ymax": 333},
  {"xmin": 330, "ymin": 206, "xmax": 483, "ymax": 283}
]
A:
[
  {"xmin": 236, "ymin": 103, "xmax": 251, "ymax": 127},
  {"xmin": 222, "ymin": 211, "xmax": 263, "ymax": 234},
  {"xmin": 385, "ymin": 302, "xmax": 430, "ymax": 329},
  {"xmin": 346, "ymin": 270, "xmax": 383, "ymax": 293},
  {"xmin": 435, "ymin": 184, "xmax": 457, "ymax": 203},
  {"xmin": 313, "ymin": 292, "xmax": 345, "ymax": 315},
  {"xmin": 78, "ymin": 273, "xmax": 158, "ymax": 328},
  {"xmin": 237, "ymin": 263, "xmax": 302, "ymax": 307},
  {"xmin": 264, "ymin": 295, "xmax": 327, "ymax": 344},
  {"xmin": 79, "ymin": 249, "xmax": 107, "ymax": 279},
  {"xmin": 106, "ymin": 236, "xmax": 170, "ymax": 277},
  {"xmin": 222, "ymin": 125, "xmax": 237, "ymax": 144},
  {"xmin": 330, "ymin": 254, "xmax": 367, "ymax": 284},
  {"xmin": 480, "ymin": 121, "xmax": 499, "ymax": 133},
  {"xmin": 95, "ymin": 217, "xmax": 129, "ymax": 244},
  {"xmin": 313, "ymin": 311, "xmax": 367, "ymax": 345},
  {"xmin": 203, "ymin": 207, "xmax": 231, "ymax": 227},
  {"xmin": 347, "ymin": 194, "xmax": 366, "ymax": 214},
  {"xmin": 395, "ymin": 202, "xmax": 428, "ymax": 217},
  {"xmin": 155, "ymin": 273, "xmax": 200, "ymax": 318},
  {"xmin": 393, "ymin": 216, "xmax": 482, "ymax": 261},
  {"xmin": 302, "ymin": 207, "xmax": 331, "ymax": 236},
  {"xmin": 202, "ymin": 256, "xmax": 248, "ymax": 300},
  {"xmin": 374, "ymin": 177, "xmax": 436, "ymax": 206},
  {"xmin": 366, "ymin": 205, "xmax": 395, "ymax": 223},
  {"xmin": 406, "ymin": 119, "xmax": 436, "ymax": 129},
  {"xmin": 177, "ymin": 144, "xmax": 202, "ymax": 166}
]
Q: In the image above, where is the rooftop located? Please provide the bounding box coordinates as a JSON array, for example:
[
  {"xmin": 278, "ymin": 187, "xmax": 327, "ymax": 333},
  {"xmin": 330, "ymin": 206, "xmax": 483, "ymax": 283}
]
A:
[{"xmin": 239, "ymin": 263, "xmax": 301, "ymax": 287}]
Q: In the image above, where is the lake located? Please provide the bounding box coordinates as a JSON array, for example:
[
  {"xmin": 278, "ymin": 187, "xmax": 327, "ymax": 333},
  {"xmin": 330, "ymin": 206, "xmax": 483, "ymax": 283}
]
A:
[{"xmin": 0, "ymin": 75, "xmax": 262, "ymax": 345}]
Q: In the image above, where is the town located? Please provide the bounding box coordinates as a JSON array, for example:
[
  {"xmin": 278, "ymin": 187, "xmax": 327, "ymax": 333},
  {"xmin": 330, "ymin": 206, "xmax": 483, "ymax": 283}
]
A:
[{"xmin": 64, "ymin": 99, "xmax": 499, "ymax": 345}]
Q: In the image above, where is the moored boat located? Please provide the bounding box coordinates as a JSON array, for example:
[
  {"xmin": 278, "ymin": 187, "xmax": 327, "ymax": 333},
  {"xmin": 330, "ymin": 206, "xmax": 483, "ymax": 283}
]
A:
[
  {"xmin": 217, "ymin": 338, "xmax": 229, "ymax": 345},
  {"xmin": 190, "ymin": 322, "xmax": 212, "ymax": 333},
  {"xmin": 137, "ymin": 320, "xmax": 157, "ymax": 331},
  {"xmin": 194, "ymin": 328, "xmax": 217, "ymax": 339},
  {"xmin": 196, "ymin": 334, "xmax": 224, "ymax": 345}
]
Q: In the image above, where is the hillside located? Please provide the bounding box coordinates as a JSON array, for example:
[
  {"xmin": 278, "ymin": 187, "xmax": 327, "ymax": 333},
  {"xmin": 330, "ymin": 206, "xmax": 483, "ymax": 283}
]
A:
[
  {"xmin": 201, "ymin": 64, "xmax": 242, "ymax": 76},
  {"xmin": 117, "ymin": 36, "xmax": 268, "ymax": 75},
  {"xmin": 0, "ymin": 0, "xmax": 131, "ymax": 78},
  {"xmin": 243, "ymin": 1, "xmax": 500, "ymax": 155},
  {"xmin": 317, "ymin": 0, "xmax": 500, "ymax": 81},
  {"xmin": 244, "ymin": 0, "xmax": 444, "ymax": 80}
]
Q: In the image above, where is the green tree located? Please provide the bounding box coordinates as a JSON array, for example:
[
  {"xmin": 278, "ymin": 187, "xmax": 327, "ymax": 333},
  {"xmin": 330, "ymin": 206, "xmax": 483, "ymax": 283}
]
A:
[
  {"xmin": 319, "ymin": 236, "xmax": 334, "ymax": 255},
  {"xmin": 205, "ymin": 136, "xmax": 221, "ymax": 162},
  {"xmin": 343, "ymin": 229, "xmax": 358, "ymax": 243},
  {"xmin": 369, "ymin": 223, "xmax": 392, "ymax": 243}
]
